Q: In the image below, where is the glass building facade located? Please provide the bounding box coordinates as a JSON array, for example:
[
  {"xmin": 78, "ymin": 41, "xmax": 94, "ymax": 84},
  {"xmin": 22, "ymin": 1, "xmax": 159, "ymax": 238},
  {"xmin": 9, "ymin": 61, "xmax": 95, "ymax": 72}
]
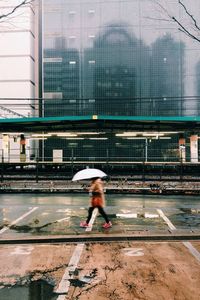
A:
[{"xmin": 42, "ymin": 0, "xmax": 200, "ymax": 162}]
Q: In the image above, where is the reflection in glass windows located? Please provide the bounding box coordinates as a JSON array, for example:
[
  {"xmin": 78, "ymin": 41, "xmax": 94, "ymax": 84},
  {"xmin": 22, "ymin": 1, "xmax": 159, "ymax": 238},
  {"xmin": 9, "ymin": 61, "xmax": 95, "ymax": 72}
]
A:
[{"xmin": 42, "ymin": 0, "xmax": 199, "ymax": 162}]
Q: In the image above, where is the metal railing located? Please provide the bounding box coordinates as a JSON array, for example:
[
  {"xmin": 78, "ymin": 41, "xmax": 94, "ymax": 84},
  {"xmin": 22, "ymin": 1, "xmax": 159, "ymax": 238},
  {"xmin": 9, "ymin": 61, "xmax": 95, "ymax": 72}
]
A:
[
  {"xmin": 0, "ymin": 96, "xmax": 200, "ymax": 118},
  {"xmin": 0, "ymin": 148, "xmax": 195, "ymax": 164}
]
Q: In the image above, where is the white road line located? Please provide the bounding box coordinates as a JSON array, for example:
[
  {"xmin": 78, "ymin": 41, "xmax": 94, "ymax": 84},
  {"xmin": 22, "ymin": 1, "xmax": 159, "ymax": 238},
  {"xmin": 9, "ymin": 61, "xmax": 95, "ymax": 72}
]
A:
[
  {"xmin": 10, "ymin": 245, "xmax": 34, "ymax": 256},
  {"xmin": 85, "ymin": 208, "xmax": 98, "ymax": 232},
  {"xmin": 56, "ymin": 209, "xmax": 98, "ymax": 298},
  {"xmin": 55, "ymin": 243, "xmax": 85, "ymax": 297},
  {"xmin": 157, "ymin": 208, "xmax": 200, "ymax": 264},
  {"xmin": 157, "ymin": 209, "xmax": 176, "ymax": 230},
  {"xmin": 116, "ymin": 213, "xmax": 137, "ymax": 218},
  {"xmin": 183, "ymin": 242, "xmax": 200, "ymax": 263},
  {"xmin": 0, "ymin": 207, "xmax": 38, "ymax": 234},
  {"xmin": 57, "ymin": 217, "xmax": 70, "ymax": 223}
]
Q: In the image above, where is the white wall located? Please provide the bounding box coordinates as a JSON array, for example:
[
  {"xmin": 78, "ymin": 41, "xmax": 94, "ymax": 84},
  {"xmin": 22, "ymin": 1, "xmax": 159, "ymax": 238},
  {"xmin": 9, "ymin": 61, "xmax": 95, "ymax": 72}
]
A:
[
  {"xmin": 0, "ymin": 1, "xmax": 38, "ymax": 161},
  {"xmin": 0, "ymin": 1, "xmax": 36, "ymax": 110}
]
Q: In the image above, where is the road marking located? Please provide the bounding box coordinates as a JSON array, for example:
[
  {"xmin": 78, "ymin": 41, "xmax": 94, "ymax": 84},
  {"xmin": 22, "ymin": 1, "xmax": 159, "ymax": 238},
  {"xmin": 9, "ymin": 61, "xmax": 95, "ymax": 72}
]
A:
[
  {"xmin": 85, "ymin": 208, "xmax": 98, "ymax": 232},
  {"xmin": 116, "ymin": 213, "xmax": 137, "ymax": 218},
  {"xmin": 157, "ymin": 208, "xmax": 200, "ymax": 264},
  {"xmin": 55, "ymin": 243, "xmax": 85, "ymax": 297},
  {"xmin": 56, "ymin": 209, "xmax": 71, "ymax": 213},
  {"xmin": 56, "ymin": 209, "xmax": 98, "ymax": 298},
  {"xmin": 0, "ymin": 207, "xmax": 38, "ymax": 235},
  {"xmin": 57, "ymin": 217, "xmax": 70, "ymax": 223},
  {"xmin": 10, "ymin": 245, "xmax": 34, "ymax": 256},
  {"xmin": 183, "ymin": 242, "xmax": 200, "ymax": 263},
  {"xmin": 120, "ymin": 209, "xmax": 131, "ymax": 213},
  {"xmin": 157, "ymin": 209, "xmax": 176, "ymax": 230},
  {"xmin": 145, "ymin": 213, "xmax": 159, "ymax": 218},
  {"xmin": 41, "ymin": 212, "xmax": 49, "ymax": 216},
  {"xmin": 122, "ymin": 248, "xmax": 144, "ymax": 257}
]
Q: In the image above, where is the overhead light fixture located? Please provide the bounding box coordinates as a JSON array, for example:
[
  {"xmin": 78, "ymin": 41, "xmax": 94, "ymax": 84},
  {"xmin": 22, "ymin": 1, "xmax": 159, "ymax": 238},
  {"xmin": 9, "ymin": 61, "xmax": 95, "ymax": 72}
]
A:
[
  {"xmin": 89, "ymin": 138, "xmax": 108, "ymax": 140},
  {"xmin": 115, "ymin": 133, "xmax": 137, "ymax": 137},
  {"xmin": 55, "ymin": 133, "xmax": 77, "ymax": 137},
  {"xmin": 31, "ymin": 137, "xmax": 47, "ymax": 140},
  {"xmin": 32, "ymin": 133, "xmax": 78, "ymax": 137},
  {"xmin": 32, "ymin": 133, "xmax": 51, "ymax": 137},
  {"xmin": 76, "ymin": 132, "xmax": 105, "ymax": 135},
  {"xmin": 126, "ymin": 136, "xmax": 171, "ymax": 140},
  {"xmin": 65, "ymin": 138, "xmax": 84, "ymax": 140},
  {"xmin": 116, "ymin": 131, "xmax": 180, "ymax": 137},
  {"xmin": 125, "ymin": 137, "xmax": 146, "ymax": 140},
  {"xmin": 2, "ymin": 132, "xmax": 24, "ymax": 135},
  {"xmin": 142, "ymin": 133, "xmax": 164, "ymax": 137}
]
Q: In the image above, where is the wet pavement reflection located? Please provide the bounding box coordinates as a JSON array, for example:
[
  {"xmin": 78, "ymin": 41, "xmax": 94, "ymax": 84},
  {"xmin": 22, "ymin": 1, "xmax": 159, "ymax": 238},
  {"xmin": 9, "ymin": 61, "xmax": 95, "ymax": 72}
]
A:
[
  {"xmin": 0, "ymin": 280, "xmax": 56, "ymax": 300},
  {"xmin": 0, "ymin": 193, "xmax": 200, "ymax": 238}
]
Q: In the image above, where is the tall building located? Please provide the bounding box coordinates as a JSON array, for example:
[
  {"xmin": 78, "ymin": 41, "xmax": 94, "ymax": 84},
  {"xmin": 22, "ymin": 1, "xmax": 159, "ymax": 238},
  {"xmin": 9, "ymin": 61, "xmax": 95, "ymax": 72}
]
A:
[
  {"xmin": 0, "ymin": 0, "xmax": 38, "ymax": 161},
  {"xmin": 0, "ymin": 0, "xmax": 37, "ymax": 111},
  {"xmin": 84, "ymin": 23, "xmax": 146, "ymax": 116},
  {"xmin": 196, "ymin": 61, "xmax": 200, "ymax": 114},
  {"xmin": 1, "ymin": 0, "xmax": 200, "ymax": 163},
  {"xmin": 151, "ymin": 34, "xmax": 185, "ymax": 116},
  {"xmin": 42, "ymin": 0, "xmax": 194, "ymax": 162}
]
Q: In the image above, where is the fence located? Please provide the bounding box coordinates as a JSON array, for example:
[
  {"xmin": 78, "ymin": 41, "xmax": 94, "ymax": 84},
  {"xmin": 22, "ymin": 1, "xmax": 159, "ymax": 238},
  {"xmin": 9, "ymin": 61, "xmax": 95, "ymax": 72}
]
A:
[{"xmin": 0, "ymin": 96, "xmax": 200, "ymax": 118}]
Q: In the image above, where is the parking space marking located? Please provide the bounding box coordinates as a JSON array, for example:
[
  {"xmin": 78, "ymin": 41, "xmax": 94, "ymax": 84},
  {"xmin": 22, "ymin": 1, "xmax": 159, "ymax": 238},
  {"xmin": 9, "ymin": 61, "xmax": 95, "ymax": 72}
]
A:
[
  {"xmin": 157, "ymin": 209, "xmax": 176, "ymax": 230},
  {"xmin": 10, "ymin": 245, "xmax": 34, "ymax": 256},
  {"xmin": 122, "ymin": 248, "xmax": 144, "ymax": 256},
  {"xmin": 55, "ymin": 243, "xmax": 85, "ymax": 297},
  {"xmin": 183, "ymin": 242, "xmax": 200, "ymax": 263},
  {"xmin": 55, "ymin": 209, "xmax": 98, "ymax": 297},
  {"xmin": 85, "ymin": 208, "xmax": 98, "ymax": 232},
  {"xmin": 116, "ymin": 213, "xmax": 137, "ymax": 218},
  {"xmin": 57, "ymin": 217, "xmax": 70, "ymax": 223},
  {"xmin": 157, "ymin": 208, "xmax": 200, "ymax": 263},
  {"xmin": 0, "ymin": 207, "xmax": 38, "ymax": 235}
]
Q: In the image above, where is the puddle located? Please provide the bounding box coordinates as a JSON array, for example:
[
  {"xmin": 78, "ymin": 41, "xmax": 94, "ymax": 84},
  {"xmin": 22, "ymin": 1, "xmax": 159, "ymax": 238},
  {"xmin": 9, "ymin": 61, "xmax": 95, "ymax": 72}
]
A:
[
  {"xmin": 0, "ymin": 280, "xmax": 57, "ymax": 300},
  {"xmin": 69, "ymin": 268, "xmax": 98, "ymax": 288},
  {"xmin": 180, "ymin": 208, "xmax": 200, "ymax": 214},
  {"xmin": 170, "ymin": 212, "xmax": 200, "ymax": 228}
]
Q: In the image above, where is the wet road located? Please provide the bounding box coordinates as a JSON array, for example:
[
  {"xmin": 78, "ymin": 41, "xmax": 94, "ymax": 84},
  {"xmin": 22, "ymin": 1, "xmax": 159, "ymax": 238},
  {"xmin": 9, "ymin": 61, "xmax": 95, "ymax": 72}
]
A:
[
  {"xmin": 0, "ymin": 194, "xmax": 200, "ymax": 300},
  {"xmin": 0, "ymin": 193, "xmax": 200, "ymax": 238}
]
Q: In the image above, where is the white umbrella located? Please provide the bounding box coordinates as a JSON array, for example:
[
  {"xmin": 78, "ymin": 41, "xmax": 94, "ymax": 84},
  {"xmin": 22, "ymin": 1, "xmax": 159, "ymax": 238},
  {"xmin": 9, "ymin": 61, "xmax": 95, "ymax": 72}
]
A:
[{"xmin": 72, "ymin": 168, "xmax": 107, "ymax": 181}]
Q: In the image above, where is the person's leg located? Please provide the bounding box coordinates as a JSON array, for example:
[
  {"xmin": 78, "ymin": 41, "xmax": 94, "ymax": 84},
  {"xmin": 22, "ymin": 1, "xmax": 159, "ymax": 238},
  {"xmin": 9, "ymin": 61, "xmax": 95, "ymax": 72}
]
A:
[
  {"xmin": 80, "ymin": 207, "xmax": 94, "ymax": 227},
  {"xmin": 86, "ymin": 207, "xmax": 95, "ymax": 224},
  {"xmin": 98, "ymin": 206, "xmax": 110, "ymax": 223}
]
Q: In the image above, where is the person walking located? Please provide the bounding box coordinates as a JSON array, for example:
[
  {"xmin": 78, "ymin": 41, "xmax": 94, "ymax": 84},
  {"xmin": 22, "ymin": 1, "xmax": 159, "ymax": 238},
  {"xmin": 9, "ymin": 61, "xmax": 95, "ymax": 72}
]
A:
[{"xmin": 80, "ymin": 177, "xmax": 112, "ymax": 229}]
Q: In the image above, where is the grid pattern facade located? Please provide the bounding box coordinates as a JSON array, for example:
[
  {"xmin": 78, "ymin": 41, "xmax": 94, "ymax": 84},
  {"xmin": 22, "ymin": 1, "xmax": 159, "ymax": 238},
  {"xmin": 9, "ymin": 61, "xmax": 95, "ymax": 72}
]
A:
[{"xmin": 42, "ymin": 0, "xmax": 200, "ymax": 162}]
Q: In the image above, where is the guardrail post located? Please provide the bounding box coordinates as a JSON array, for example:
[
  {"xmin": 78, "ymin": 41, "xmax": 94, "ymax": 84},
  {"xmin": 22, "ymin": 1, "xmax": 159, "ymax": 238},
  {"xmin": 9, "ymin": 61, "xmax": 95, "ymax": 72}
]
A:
[
  {"xmin": 106, "ymin": 148, "xmax": 109, "ymax": 173},
  {"xmin": 36, "ymin": 150, "xmax": 39, "ymax": 183},
  {"xmin": 71, "ymin": 148, "xmax": 74, "ymax": 177},
  {"xmin": 1, "ymin": 150, "xmax": 4, "ymax": 182},
  {"xmin": 180, "ymin": 161, "xmax": 183, "ymax": 181}
]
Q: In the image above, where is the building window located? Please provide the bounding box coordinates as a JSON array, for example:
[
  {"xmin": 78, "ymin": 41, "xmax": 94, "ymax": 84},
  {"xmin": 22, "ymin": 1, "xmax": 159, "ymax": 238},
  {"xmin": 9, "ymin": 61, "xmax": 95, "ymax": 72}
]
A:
[
  {"xmin": 43, "ymin": 92, "xmax": 63, "ymax": 99},
  {"xmin": 43, "ymin": 57, "xmax": 62, "ymax": 63},
  {"xmin": 69, "ymin": 11, "xmax": 76, "ymax": 15},
  {"xmin": 88, "ymin": 9, "xmax": 95, "ymax": 15},
  {"xmin": 89, "ymin": 99, "xmax": 95, "ymax": 103}
]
